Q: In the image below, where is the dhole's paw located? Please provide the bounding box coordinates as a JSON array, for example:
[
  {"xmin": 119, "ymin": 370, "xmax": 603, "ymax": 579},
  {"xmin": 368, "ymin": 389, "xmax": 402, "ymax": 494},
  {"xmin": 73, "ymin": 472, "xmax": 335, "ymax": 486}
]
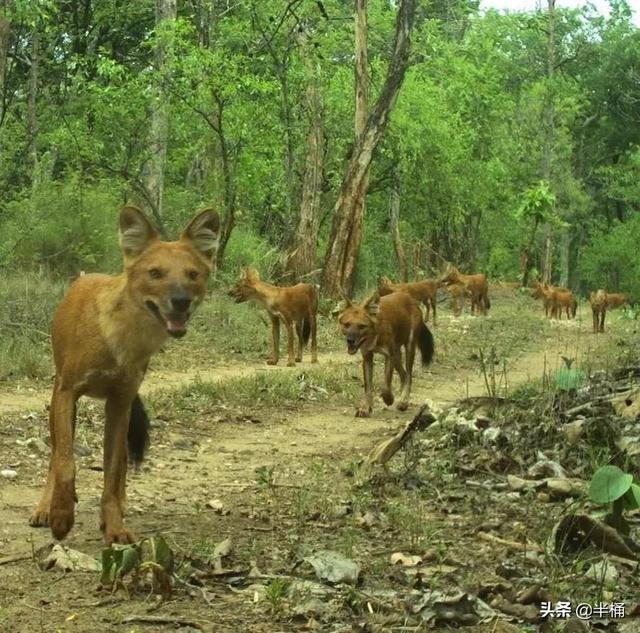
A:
[
  {"xmin": 396, "ymin": 401, "xmax": 409, "ymax": 412},
  {"xmin": 287, "ymin": 360, "xmax": 296, "ymax": 367},
  {"xmin": 266, "ymin": 358, "xmax": 278, "ymax": 366},
  {"xmin": 103, "ymin": 525, "xmax": 135, "ymax": 545},
  {"xmin": 311, "ymin": 357, "xmax": 318, "ymax": 364},
  {"xmin": 49, "ymin": 507, "xmax": 75, "ymax": 540},
  {"xmin": 381, "ymin": 390, "xmax": 394, "ymax": 406},
  {"xmin": 29, "ymin": 507, "xmax": 50, "ymax": 527},
  {"xmin": 295, "ymin": 356, "xmax": 302, "ymax": 363},
  {"xmin": 355, "ymin": 408, "xmax": 371, "ymax": 418}
]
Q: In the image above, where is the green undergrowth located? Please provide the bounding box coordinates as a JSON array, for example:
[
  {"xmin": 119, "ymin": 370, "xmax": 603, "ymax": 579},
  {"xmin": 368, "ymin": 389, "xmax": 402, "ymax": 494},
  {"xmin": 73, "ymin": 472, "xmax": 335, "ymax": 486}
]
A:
[
  {"xmin": 0, "ymin": 273, "xmax": 64, "ymax": 380},
  {"xmin": 147, "ymin": 363, "xmax": 360, "ymax": 418}
]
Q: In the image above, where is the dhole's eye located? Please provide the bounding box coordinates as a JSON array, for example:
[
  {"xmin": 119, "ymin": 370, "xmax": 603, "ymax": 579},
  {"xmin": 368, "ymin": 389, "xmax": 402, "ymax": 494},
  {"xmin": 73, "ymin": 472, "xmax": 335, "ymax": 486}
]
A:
[
  {"xmin": 149, "ymin": 268, "xmax": 163, "ymax": 280},
  {"xmin": 187, "ymin": 270, "xmax": 199, "ymax": 281}
]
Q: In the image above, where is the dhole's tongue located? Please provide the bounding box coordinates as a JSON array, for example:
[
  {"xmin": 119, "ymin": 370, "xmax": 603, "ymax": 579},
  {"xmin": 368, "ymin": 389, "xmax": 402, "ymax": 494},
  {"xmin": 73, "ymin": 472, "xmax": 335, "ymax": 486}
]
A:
[{"xmin": 166, "ymin": 317, "xmax": 187, "ymax": 334}]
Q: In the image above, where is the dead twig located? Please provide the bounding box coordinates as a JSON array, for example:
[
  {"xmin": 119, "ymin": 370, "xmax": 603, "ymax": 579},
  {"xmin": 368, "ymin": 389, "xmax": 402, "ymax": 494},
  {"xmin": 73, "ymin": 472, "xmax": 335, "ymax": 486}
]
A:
[{"xmin": 120, "ymin": 614, "xmax": 206, "ymax": 629}]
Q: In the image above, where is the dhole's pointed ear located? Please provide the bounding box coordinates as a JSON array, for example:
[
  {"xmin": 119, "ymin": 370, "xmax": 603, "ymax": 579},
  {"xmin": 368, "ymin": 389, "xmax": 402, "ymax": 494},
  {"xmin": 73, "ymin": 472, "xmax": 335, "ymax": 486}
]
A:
[
  {"xmin": 119, "ymin": 206, "xmax": 159, "ymax": 259},
  {"xmin": 181, "ymin": 208, "xmax": 220, "ymax": 260},
  {"xmin": 244, "ymin": 267, "xmax": 259, "ymax": 282},
  {"xmin": 363, "ymin": 292, "xmax": 380, "ymax": 317}
]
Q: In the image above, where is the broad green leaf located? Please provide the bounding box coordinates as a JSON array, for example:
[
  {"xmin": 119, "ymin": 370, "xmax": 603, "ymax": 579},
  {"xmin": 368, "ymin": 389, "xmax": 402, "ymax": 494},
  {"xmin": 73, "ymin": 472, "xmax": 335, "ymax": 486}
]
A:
[
  {"xmin": 623, "ymin": 483, "xmax": 640, "ymax": 510},
  {"xmin": 589, "ymin": 465, "xmax": 633, "ymax": 504}
]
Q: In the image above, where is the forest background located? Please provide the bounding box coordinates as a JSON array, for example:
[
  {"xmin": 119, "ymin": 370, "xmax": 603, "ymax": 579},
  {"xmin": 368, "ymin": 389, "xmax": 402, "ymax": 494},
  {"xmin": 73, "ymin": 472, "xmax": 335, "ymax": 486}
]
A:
[{"xmin": 0, "ymin": 0, "xmax": 638, "ymax": 298}]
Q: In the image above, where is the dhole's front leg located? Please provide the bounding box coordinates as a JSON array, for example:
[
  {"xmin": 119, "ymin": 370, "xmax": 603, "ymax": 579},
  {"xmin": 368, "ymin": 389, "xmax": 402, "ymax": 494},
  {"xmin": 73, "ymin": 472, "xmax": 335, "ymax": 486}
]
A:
[
  {"xmin": 101, "ymin": 395, "xmax": 135, "ymax": 545},
  {"xmin": 267, "ymin": 314, "xmax": 280, "ymax": 365},
  {"xmin": 30, "ymin": 381, "xmax": 78, "ymax": 538},
  {"xmin": 381, "ymin": 355, "xmax": 395, "ymax": 406},
  {"xmin": 356, "ymin": 352, "xmax": 374, "ymax": 418},
  {"xmin": 295, "ymin": 321, "xmax": 304, "ymax": 363},
  {"xmin": 431, "ymin": 297, "xmax": 437, "ymax": 326},
  {"xmin": 397, "ymin": 343, "xmax": 414, "ymax": 411},
  {"xmin": 283, "ymin": 318, "xmax": 296, "ymax": 367},
  {"xmin": 310, "ymin": 314, "xmax": 318, "ymax": 363}
]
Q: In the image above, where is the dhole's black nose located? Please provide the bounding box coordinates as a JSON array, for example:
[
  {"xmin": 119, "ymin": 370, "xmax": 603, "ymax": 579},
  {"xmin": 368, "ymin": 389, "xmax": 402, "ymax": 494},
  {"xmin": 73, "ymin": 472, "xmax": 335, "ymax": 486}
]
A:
[{"xmin": 171, "ymin": 296, "xmax": 192, "ymax": 312}]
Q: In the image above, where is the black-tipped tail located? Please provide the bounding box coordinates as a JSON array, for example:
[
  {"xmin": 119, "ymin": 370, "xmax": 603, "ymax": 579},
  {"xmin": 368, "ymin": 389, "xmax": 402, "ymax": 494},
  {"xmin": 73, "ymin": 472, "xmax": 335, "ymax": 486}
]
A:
[
  {"xmin": 418, "ymin": 322, "xmax": 435, "ymax": 366},
  {"xmin": 302, "ymin": 317, "xmax": 311, "ymax": 344},
  {"xmin": 128, "ymin": 395, "xmax": 150, "ymax": 466},
  {"xmin": 485, "ymin": 294, "xmax": 491, "ymax": 310}
]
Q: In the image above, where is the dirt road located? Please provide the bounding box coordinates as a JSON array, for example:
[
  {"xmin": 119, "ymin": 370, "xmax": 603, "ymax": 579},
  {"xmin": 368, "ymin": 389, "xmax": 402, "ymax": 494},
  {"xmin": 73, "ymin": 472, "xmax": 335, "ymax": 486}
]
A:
[{"xmin": 0, "ymin": 309, "xmax": 616, "ymax": 632}]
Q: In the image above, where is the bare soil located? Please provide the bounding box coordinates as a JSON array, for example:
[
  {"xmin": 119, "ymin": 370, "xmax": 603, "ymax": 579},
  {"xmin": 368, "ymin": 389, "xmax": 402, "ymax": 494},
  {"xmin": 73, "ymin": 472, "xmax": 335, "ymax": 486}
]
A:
[{"xmin": 0, "ymin": 301, "xmax": 630, "ymax": 632}]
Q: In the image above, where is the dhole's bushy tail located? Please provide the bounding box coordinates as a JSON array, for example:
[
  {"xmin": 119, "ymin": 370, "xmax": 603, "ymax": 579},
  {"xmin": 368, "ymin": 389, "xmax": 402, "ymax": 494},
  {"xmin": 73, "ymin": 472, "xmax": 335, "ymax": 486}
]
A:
[
  {"xmin": 418, "ymin": 322, "xmax": 435, "ymax": 366},
  {"xmin": 128, "ymin": 395, "xmax": 150, "ymax": 466},
  {"xmin": 302, "ymin": 317, "xmax": 311, "ymax": 344}
]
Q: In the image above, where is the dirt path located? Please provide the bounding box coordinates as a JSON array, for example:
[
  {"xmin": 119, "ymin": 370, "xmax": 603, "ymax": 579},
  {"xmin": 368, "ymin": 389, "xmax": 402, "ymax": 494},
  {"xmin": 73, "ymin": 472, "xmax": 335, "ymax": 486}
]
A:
[{"xmin": 0, "ymin": 308, "xmax": 620, "ymax": 632}]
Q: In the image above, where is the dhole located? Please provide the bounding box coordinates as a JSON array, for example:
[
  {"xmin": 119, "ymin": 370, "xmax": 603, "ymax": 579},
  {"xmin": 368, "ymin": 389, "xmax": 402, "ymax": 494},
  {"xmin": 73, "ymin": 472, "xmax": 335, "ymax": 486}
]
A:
[
  {"xmin": 607, "ymin": 293, "xmax": 628, "ymax": 309},
  {"xmin": 339, "ymin": 292, "xmax": 434, "ymax": 417},
  {"xmin": 447, "ymin": 282, "xmax": 466, "ymax": 317},
  {"xmin": 29, "ymin": 206, "xmax": 219, "ymax": 544},
  {"xmin": 590, "ymin": 289, "xmax": 607, "ymax": 333},
  {"xmin": 440, "ymin": 265, "xmax": 490, "ymax": 315},
  {"xmin": 531, "ymin": 282, "xmax": 576, "ymax": 319},
  {"xmin": 229, "ymin": 268, "xmax": 318, "ymax": 366},
  {"xmin": 378, "ymin": 276, "xmax": 440, "ymax": 325}
]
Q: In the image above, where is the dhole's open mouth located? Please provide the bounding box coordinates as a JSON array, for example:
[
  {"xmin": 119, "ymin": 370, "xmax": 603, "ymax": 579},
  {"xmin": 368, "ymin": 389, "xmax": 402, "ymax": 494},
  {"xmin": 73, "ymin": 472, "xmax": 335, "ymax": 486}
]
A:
[
  {"xmin": 145, "ymin": 300, "xmax": 189, "ymax": 338},
  {"xmin": 346, "ymin": 338, "xmax": 363, "ymax": 355}
]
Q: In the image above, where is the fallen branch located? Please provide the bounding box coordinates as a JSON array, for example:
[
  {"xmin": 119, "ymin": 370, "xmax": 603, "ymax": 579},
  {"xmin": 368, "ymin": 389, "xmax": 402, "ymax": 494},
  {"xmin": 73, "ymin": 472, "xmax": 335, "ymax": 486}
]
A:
[
  {"xmin": 0, "ymin": 554, "xmax": 32, "ymax": 565},
  {"xmin": 120, "ymin": 615, "xmax": 206, "ymax": 629},
  {"xmin": 363, "ymin": 404, "xmax": 436, "ymax": 470},
  {"xmin": 478, "ymin": 531, "xmax": 544, "ymax": 553}
]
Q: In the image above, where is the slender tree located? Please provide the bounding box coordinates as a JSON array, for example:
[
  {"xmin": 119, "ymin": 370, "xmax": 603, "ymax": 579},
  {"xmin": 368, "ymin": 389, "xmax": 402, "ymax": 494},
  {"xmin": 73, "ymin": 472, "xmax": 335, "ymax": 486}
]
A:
[
  {"xmin": 322, "ymin": 0, "xmax": 418, "ymax": 297},
  {"xmin": 144, "ymin": 0, "xmax": 177, "ymax": 231}
]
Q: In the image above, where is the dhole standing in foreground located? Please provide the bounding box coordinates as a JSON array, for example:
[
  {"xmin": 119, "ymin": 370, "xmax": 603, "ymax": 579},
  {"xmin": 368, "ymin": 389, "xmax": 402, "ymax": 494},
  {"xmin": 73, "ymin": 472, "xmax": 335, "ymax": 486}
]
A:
[
  {"xmin": 30, "ymin": 206, "xmax": 219, "ymax": 544},
  {"xmin": 339, "ymin": 293, "xmax": 434, "ymax": 417},
  {"xmin": 229, "ymin": 268, "xmax": 318, "ymax": 366}
]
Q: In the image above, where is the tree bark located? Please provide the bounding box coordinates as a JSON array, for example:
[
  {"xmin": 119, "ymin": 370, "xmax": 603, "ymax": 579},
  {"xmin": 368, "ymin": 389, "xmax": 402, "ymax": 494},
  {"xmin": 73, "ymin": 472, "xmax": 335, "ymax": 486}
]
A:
[
  {"xmin": 541, "ymin": 0, "xmax": 556, "ymax": 284},
  {"xmin": 389, "ymin": 172, "xmax": 408, "ymax": 282},
  {"xmin": 286, "ymin": 36, "xmax": 325, "ymax": 281},
  {"xmin": 144, "ymin": 0, "xmax": 176, "ymax": 231},
  {"xmin": 322, "ymin": 0, "xmax": 416, "ymax": 298},
  {"xmin": 28, "ymin": 24, "xmax": 39, "ymax": 190},
  {"xmin": 0, "ymin": 14, "xmax": 10, "ymax": 130}
]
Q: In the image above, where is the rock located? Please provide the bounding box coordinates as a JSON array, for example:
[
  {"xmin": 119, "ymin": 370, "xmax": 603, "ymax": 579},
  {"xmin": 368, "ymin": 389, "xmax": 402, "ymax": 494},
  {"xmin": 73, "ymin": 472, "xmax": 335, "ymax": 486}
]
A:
[
  {"xmin": 562, "ymin": 420, "xmax": 584, "ymax": 445},
  {"xmin": 482, "ymin": 427, "xmax": 504, "ymax": 446},
  {"xmin": 303, "ymin": 550, "xmax": 360, "ymax": 585},
  {"xmin": 586, "ymin": 558, "xmax": 618, "ymax": 589},
  {"xmin": 546, "ymin": 477, "xmax": 585, "ymax": 499},
  {"xmin": 292, "ymin": 598, "xmax": 331, "ymax": 620},
  {"xmin": 507, "ymin": 475, "xmax": 541, "ymax": 492},
  {"xmin": 287, "ymin": 579, "xmax": 334, "ymax": 601},
  {"xmin": 1, "ymin": 469, "xmax": 17, "ymax": 479},
  {"xmin": 206, "ymin": 499, "xmax": 228, "ymax": 514},
  {"xmin": 527, "ymin": 453, "xmax": 567, "ymax": 479},
  {"xmin": 25, "ymin": 437, "xmax": 49, "ymax": 454},
  {"xmin": 38, "ymin": 544, "xmax": 101, "ymax": 573}
]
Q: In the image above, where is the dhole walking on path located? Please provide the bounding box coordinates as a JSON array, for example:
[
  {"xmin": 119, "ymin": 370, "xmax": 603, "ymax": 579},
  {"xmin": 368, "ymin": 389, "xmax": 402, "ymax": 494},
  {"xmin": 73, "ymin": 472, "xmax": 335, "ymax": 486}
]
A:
[
  {"xmin": 439, "ymin": 265, "xmax": 490, "ymax": 316},
  {"xmin": 531, "ymin": 282, "xmax": 577, "ymax": 319},
  {"xmin": 338, "ymin": 292, "xmax": 434, "ymax": 417},
  {"xmin": 590, "ymin": 289, "xmax": 607, "ymax": 333},
  {"xmin": 29, "ymin": 206, "xmax": 220, "ymax": 544},
  {"xmin": 229, "ymin": 268, "xmax": 318, "ymax": 366},
  {"xmin": 378, "ymin": 276, "xmax": 441, "ymax": 325},
  {"xmin": 606, "ymin": 293, "xmax": 628, "ymax": 309}
]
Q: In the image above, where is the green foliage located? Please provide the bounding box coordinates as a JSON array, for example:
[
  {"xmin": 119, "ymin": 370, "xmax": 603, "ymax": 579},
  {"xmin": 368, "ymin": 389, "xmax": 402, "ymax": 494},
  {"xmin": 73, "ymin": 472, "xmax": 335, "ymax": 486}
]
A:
[
  {"xmin": 0, "ymin": 0, "xmax": 638, "ymax": 290},
  {"xmin": 589, "ymin": 465, "xmax": 633, "ymax": 505}
]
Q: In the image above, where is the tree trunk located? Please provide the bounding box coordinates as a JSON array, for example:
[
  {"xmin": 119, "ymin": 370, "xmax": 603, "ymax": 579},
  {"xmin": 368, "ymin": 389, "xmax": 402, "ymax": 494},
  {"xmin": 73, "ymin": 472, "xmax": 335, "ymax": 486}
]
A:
[
  {"xmin": 28, "ymin": 24, "xmax": 39, "ymax": 191},
  {"xmin": 0, "ymin": 14, "xmax": 10, "ymax": 129},
  {"xmin": 286, "ymin": 38, "xmax": 325, "ymax": 281},
  {"xmin": 322, "ymin": 0, "xmax": 416, "ymax": 298},
  {"xmin": 144, "ymin": 0, "xmax": 176, "ymax": 231},
  {"xmin": 541, "ymin": 0, "xmax": 556, "ymax": 284},
  {"xmin": 213, "ymin": 94, "xmax": 236, "ymax": 273},
  {"xmin": 389, "ymin": 172, "xmax": 408, "ymax": 282},
  {"xmin": 558, "ymin": 228, "xmax": 569, "ymax": 288}
]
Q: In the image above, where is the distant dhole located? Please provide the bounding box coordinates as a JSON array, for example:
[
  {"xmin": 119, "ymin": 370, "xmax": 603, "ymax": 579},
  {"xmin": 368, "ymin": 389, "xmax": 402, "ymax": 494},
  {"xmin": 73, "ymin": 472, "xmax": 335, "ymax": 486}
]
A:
[
  {"xmin": 229, "ymin": 268, "xmax": 318, "ymax": 366},
  {"xmin": 440, "ymin": 265, "xmax": 490, "ymax": 316},
  {"xmin": 378, "ymin": 276, "xmax": 441, "ymax": 325},
  {"xmin": 590, "ymin": 289, "xmax": 607, "ymax": 333},
  {"xmin": 29, "ymin": 206, "xmax": 219, "ymax": 545},
  {"xmin": 339, "ymin": 292, "xmax": 434, "ymax": 417}
]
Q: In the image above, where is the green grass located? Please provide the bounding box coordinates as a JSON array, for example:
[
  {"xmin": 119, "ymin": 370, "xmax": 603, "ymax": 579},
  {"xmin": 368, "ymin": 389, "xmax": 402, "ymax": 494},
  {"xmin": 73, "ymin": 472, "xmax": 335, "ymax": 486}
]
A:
[
  {"xmin": 0, "ymin": 273, "xmax": 64, "ymax": 380},
  {"xmin": 148, "ymin": 363, "xmax": 359, "ymax": 417}
]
